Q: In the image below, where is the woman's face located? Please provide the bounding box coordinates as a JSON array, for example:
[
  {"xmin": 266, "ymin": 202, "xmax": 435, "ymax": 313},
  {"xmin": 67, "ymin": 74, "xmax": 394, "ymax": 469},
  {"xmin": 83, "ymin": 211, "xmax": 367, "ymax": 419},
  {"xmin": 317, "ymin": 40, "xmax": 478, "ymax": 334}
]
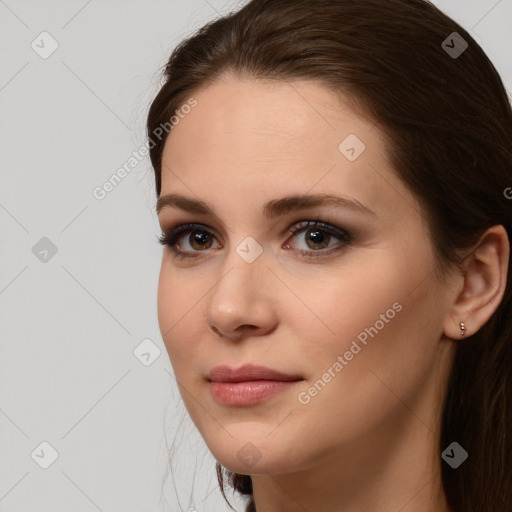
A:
[{"xmin": 156, "ymin": 75, "xmax": 457, "ymax": 475}]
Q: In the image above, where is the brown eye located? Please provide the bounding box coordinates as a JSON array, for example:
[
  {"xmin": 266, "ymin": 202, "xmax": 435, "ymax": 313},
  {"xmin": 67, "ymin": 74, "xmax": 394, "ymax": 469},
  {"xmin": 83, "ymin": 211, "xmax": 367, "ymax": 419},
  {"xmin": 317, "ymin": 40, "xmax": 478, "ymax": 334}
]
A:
[
  {"xmin": 157, "ymin": 223, "xmax": 220, "ymax": 257},
  {"xmin": 303, "ymin": 228, "xmax": 332, "ymax": 250},
  {"xmin": 285, "ymin": 220, "xmax": 353, "ymax": 260}
]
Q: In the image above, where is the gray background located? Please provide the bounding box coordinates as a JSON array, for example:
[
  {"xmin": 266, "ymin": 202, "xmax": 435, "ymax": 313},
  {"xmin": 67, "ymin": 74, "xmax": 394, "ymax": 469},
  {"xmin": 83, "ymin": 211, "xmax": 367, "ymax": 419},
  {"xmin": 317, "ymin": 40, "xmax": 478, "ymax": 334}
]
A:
[{"xmin": 0, "ymin": 1, "xmax": 511, "ymax": 511}]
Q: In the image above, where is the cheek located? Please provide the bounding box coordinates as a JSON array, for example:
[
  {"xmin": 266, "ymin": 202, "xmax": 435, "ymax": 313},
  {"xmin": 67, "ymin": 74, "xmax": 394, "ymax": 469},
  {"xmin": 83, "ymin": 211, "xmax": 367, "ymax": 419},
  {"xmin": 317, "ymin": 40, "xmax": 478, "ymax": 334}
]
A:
[
  {"xmin": 283, "ymin": 250, "xmax": 406, "ymax": 361},
  {"xmin": 294, "ymin": 247, "xmax": 443, "ymax": 431},
  {"xmin": 298, "ymin": 239, "xmax": 434, "ymax": 363},
  {"xmin": 157, "ymin": 265, "xmax": 218, "ymax": 436},
  {"xmin": 157, "ymin": 263, "xmax": 202, "ymax": 374}
]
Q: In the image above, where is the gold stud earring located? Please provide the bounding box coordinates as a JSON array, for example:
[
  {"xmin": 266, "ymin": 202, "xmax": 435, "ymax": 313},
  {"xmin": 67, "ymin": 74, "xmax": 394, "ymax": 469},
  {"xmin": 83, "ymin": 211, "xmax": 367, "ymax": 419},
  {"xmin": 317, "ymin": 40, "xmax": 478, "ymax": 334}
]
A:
[{"xmin": 460, "ymin": 322, "xmax": 466, "ymax": 337}]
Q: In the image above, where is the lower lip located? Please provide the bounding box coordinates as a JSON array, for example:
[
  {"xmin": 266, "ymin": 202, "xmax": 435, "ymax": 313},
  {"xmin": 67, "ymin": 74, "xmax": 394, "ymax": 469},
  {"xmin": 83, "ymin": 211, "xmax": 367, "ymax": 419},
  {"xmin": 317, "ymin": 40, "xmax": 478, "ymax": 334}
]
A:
[{"xmin": 208, "ymin": 380, "xmax": 302, "ymax": 406}]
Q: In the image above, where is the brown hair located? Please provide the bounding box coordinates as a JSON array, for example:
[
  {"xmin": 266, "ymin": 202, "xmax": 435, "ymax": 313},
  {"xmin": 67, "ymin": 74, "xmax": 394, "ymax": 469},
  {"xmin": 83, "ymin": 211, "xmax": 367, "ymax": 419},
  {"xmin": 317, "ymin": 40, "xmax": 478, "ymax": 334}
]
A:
[{"xmin": 147, "ymin": 1, "xmax": 512, "ymax": 510}]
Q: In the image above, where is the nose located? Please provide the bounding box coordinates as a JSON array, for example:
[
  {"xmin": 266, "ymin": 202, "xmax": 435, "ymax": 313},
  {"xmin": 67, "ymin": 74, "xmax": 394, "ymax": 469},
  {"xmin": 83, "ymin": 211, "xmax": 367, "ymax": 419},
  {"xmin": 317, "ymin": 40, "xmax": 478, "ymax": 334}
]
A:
[{"xmin": 204, "ymin": 251, "xmax": 278, "ymax": 341}]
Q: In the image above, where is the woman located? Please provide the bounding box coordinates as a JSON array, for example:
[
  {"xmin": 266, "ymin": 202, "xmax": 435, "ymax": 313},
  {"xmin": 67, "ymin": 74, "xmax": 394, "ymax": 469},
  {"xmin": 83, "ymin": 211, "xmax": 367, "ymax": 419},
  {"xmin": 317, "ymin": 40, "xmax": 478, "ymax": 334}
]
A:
[{"xmin": 147, "ymin": 0, "xmax": 512, "ymax": 510}]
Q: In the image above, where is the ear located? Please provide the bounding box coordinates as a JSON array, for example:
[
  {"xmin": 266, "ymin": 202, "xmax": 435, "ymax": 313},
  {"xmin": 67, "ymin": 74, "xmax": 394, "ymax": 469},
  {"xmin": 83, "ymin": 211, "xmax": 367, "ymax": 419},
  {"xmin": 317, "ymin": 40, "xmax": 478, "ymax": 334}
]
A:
[{"xmin": 443, "ymin": 225, "xmax": 510, "ymax": 340}]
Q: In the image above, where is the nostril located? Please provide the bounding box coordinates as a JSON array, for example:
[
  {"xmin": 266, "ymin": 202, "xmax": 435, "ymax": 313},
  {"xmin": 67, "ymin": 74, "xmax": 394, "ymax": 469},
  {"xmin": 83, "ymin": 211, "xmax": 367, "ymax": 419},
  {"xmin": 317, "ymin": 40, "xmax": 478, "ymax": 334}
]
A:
[{"xmin": 210, "ymin": 326, "xmax": 223, "ymax": 337}]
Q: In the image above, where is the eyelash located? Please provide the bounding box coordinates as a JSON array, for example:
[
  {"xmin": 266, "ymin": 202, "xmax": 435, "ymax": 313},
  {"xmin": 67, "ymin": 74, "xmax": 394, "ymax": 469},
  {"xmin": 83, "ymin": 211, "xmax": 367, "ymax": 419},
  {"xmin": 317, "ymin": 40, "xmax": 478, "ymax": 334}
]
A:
[{"xmin": 157, "ymin": 220, "xmax": 353, "ymax": 261}]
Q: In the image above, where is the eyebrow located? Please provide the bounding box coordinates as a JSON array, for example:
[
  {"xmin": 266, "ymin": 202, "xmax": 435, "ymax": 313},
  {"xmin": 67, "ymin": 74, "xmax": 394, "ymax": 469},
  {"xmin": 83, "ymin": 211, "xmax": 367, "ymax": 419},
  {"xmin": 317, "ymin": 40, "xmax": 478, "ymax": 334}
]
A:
[{"xmin": 156, "ymin": 193, "xmax": 376, "ymax": 218}]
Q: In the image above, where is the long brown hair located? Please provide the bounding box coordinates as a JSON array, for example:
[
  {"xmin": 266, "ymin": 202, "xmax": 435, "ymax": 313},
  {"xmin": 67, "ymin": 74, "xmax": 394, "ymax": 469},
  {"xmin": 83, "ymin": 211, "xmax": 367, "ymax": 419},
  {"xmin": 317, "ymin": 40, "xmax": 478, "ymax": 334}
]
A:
[{"xmin": 147, "ymin": 1, "xmax": 512, "ymax": 510}]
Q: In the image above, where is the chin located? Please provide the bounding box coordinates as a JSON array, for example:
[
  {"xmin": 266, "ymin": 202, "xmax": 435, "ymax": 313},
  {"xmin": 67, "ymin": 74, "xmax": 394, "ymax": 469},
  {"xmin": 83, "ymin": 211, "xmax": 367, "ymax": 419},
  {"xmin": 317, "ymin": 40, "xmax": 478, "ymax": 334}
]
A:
[
  {"xmin": 215, "ymin": 450, "xmax": 292, "ymax": 475},
  {"xmin": 204, "ymin": 431, "xmax": 307, "ymax": 475}
]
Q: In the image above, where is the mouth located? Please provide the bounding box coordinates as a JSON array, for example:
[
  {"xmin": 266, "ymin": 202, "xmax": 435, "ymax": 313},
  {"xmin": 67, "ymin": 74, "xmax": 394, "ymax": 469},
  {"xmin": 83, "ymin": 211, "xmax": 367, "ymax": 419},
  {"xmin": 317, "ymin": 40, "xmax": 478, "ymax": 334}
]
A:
[{"xmin": 206, "ymin": 364, "xmax": 304, "ymax": 406}]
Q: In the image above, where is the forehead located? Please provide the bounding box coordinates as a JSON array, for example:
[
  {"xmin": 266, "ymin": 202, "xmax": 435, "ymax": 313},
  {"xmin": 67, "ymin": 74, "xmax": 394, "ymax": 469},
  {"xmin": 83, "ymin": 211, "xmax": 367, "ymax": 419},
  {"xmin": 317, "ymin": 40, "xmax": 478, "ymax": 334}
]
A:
[
  {"xmin": 164, "ymin": 76, "xmax": 373, "ymax": 163},
  {"xmin": 159, "ymin": 76, "xmax": 417, "ymax": 225}
]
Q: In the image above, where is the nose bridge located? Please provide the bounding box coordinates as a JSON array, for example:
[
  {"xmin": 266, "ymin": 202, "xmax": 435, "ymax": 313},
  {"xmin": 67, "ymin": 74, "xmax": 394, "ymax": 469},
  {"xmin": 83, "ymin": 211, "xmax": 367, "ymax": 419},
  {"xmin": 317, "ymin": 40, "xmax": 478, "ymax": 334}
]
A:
[
  {"xmin": 213, "ymin": 238, "xmax": 267, "ymax": 306},
  {"xmin": 205, "ymin": 237, "xmax": 276, "ymax": 336}
]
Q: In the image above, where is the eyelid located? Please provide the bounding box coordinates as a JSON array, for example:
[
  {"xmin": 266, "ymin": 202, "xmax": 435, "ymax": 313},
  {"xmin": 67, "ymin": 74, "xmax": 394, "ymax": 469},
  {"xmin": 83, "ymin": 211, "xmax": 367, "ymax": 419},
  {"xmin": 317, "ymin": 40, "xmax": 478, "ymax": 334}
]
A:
[
  {"xmin": 287, "ymin": 219, "xmax": 351, "ymax": 240},
  {"xmin": 158, "ymin": 219, "xmax": 353, "ymax": 260},
  {"xmin": 159, "ymin": 222, "xmax": 222, "ymax": 250}
]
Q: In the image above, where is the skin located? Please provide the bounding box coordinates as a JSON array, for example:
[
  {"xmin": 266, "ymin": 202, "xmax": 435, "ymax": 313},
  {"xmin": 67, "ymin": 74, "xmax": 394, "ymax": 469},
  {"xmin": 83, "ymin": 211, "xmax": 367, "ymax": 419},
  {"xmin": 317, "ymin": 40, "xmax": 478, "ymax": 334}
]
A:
[{"xmin": 156, "ymin": 73, "xmax": 509, "ymax": 512}]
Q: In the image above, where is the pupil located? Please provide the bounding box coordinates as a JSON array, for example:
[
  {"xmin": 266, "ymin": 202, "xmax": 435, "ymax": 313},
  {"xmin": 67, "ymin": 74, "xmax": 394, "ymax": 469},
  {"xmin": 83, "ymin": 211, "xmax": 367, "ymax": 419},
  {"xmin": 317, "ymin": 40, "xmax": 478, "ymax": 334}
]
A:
[
  {"xmin": 308, "ymin": 229, "xmax": 329, "ymax": 249},
  {"xmin": 191, "ymin": 231, "xmax": 211, "ymax": 249}
]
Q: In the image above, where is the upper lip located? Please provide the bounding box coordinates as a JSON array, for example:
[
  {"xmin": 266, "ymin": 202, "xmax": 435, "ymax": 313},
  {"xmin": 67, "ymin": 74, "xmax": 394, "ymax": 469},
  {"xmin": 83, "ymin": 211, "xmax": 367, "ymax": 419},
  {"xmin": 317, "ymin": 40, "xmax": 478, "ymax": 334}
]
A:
[{"xmin": 207, "ymin": 364, "xmax": 303, "ymax": 383}]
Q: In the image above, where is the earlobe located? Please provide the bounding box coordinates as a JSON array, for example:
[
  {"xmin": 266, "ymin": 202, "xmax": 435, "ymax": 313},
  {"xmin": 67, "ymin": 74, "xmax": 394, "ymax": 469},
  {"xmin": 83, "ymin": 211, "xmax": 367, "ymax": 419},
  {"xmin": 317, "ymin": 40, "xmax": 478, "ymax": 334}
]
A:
[{"xmin": 443, "ymin": 225, "xmax": 510, "ymax": 340}]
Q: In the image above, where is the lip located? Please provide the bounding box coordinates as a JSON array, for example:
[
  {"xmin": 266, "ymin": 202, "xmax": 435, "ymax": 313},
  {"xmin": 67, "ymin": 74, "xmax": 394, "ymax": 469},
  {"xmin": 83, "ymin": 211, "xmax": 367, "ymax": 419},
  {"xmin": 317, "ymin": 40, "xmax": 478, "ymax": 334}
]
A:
[
  {"xmin": 206, "ymin": 364, "xmax": 303, "ymax": 383},
  {"xmin": 206, "ymin": 364, "xmax": 304, "ymax": 406}
]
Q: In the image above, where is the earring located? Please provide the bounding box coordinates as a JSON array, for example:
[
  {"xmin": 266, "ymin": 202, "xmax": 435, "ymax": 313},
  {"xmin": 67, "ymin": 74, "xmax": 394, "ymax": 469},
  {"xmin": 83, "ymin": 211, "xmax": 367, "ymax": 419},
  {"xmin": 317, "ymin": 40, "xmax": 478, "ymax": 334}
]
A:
[{"xmin": 459, "ymin": 322, "xmax": 466, "ymax": 337}]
